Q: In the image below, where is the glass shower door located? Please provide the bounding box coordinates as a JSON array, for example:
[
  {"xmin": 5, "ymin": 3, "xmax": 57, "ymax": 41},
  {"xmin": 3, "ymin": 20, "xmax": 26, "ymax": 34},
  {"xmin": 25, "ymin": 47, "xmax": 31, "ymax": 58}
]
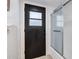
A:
[{"xmin": 51, "ymin": 7, "xmax": 64, "ymax": 55}]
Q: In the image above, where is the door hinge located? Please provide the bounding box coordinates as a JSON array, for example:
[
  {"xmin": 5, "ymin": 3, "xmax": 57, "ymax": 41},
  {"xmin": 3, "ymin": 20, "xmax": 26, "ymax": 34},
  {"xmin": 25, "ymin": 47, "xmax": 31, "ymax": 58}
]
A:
[
  {"xmin": 24, "ymin": 29, "xmax": 25, "ymax": 32},
  {"xmin": 24, "ymin": 50, "xmax": 25, "ymax": 54}
]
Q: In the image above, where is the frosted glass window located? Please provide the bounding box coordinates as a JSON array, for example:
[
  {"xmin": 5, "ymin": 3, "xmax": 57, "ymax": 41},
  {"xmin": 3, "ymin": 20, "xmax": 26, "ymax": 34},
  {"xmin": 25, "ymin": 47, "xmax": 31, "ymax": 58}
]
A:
[
  {"xmin": 30, "ymin": 11, "xmax": 42, "ymax": 19},
  {"xmin": 29, "ymin": 19, "xmax": 42, "ymax": 26}
]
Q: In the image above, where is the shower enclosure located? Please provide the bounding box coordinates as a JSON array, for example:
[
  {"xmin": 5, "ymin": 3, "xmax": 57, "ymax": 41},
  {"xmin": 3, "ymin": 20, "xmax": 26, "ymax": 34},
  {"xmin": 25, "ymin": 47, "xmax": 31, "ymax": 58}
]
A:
[
  {"xmin": 51, "ymin": 5, "xmax": 64, "ymax": 55},
  {"xmin": 51, "ymin": 0, "xmax": 72, "ymax": 57}
]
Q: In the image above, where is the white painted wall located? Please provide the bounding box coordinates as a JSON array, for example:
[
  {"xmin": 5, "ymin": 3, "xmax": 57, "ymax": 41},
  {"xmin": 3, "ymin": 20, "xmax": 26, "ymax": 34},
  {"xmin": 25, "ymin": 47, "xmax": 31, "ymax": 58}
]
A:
[
  {"xmin": 7, "ymin": 26, "xmax": 18, "ymax": 59},
  {"xmin": 19, "ymin": 0, "xmax": 24, "ymax": 59},
  {"xmin": 63, "ymin": 2, "xmax": 72, "ymax": 59},
  {"xmin": 7, "ymin": 0, "xmax": 19, "ymax": 26},
  {"xmin": 7, "ymin": 0, "xmax": 20, "ymax": 59}
]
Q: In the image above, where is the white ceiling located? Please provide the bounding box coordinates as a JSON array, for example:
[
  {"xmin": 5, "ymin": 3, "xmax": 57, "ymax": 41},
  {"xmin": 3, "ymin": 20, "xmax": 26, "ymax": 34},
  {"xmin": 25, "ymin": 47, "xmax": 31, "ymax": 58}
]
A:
[{"xmin": 26, "ymin": 0, "xmax": 68, "ymax": 7}]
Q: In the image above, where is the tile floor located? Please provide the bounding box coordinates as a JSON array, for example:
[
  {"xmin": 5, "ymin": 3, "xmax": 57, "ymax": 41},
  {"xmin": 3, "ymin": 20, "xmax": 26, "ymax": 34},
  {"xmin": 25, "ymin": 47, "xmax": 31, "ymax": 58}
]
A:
[{"xmin": 33, "ymin": 55, "xmax": 52, "ymax": 59}]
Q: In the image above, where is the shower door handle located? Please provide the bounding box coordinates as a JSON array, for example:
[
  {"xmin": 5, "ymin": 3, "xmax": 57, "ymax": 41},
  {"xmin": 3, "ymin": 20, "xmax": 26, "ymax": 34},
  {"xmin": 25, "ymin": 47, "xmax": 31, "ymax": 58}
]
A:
[{"xmin": 53, "ymin": 30, "xmax": 61, "ymax": 32}]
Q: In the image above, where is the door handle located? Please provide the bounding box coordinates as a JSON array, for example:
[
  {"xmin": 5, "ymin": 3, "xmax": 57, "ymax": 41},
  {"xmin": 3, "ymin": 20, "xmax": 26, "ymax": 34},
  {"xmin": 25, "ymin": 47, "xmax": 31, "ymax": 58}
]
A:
[{"xmin": 53, "ymin": 30, "xmax": 61, "ymax": 32}]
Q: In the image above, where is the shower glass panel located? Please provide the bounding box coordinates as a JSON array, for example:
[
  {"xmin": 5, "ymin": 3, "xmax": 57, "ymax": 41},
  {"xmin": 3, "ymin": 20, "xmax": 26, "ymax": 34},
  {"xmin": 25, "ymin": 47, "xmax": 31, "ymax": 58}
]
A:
[{"xmin": 51, "ymin": 6, "xmax": 64, "ymax": 55}]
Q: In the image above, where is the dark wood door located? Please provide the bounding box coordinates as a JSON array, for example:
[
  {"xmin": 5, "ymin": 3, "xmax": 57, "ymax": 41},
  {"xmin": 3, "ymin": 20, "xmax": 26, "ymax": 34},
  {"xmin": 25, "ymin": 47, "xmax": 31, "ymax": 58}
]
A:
[{"xmin": 25, "ymin": 4, "xmax": 46, "ymax": 59}]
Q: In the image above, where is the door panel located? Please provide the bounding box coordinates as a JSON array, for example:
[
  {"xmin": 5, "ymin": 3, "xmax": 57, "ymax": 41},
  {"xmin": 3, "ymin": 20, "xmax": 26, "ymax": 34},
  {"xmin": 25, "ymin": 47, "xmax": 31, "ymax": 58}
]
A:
[{"xmin": 25, "ymin": 4, "xmax": 46, "ymax": 59}]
